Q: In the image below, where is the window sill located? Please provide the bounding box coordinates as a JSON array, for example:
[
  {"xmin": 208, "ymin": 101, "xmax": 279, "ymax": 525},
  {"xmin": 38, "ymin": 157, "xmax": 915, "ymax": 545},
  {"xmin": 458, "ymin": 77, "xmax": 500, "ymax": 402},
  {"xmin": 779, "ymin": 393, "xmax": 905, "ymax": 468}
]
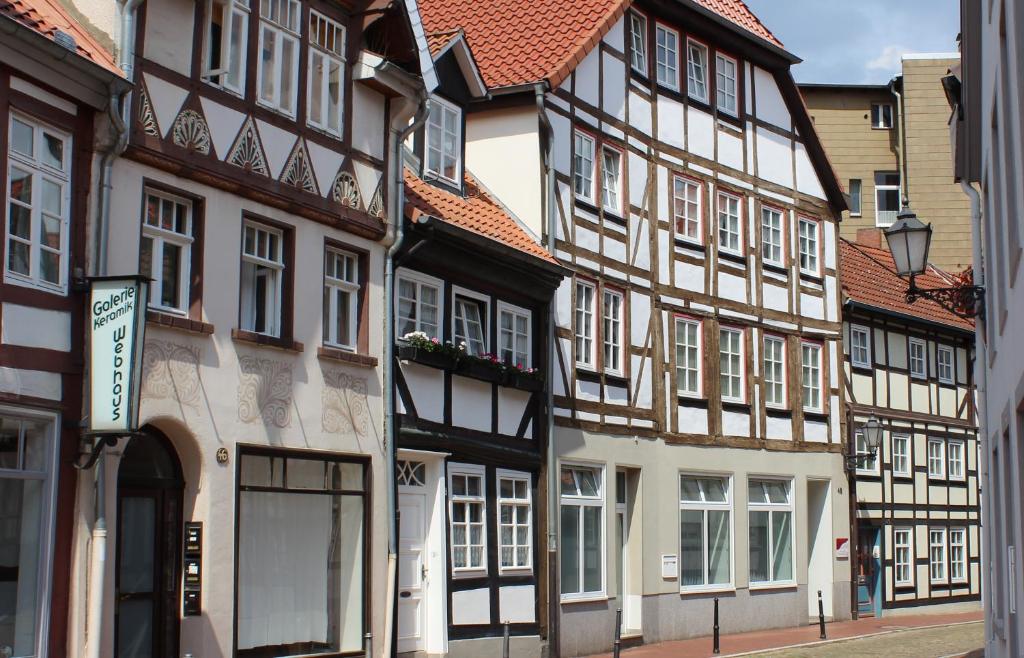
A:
[
  {"xmin": 452, "ymin": 569, "xmax": 488, "ymax": 580},
  {"xmin": 677, "ymin": 394, "xmax": 707, "ymax": 407},
  {"xmin": 560, "ymin": 594, "xmax": 609, "ymax": 605},
  {"xmin": 674, "ymin": 237, "xmax": 706, "ymax": 253},
  {"xmin": 893, "ymin": 473, "xmax": 913, "ymax": 480},
  {"xmin": 317, "ymin": 346, "xmax": 378, "ymax": 368},
  {"xmin": 803, "ymin": 410, "xmax": 829, "ymax": 422},
  {"xmin": 765, "ymin": 406, "xmax": 791, "ymax": 418},
  {"xmin": 574, "ymin": 198, "xmax": 601, "ymax": 217},
  {"xmin": 147, "ymin": 310, "xmax": 215, "ymax": 335},
  {"xmin": 894, "ymin": 582, "xmax": 916, "ymax": 590},
  {"xmin": 855, "ymin": 470, "xmax": 881, "ymax": 479},
  {"xmin": 604, "ymin": 373, "xmax": 630, "ymax": 388},
  {"xmin": 721, "ymin": 400, "xmax": 750, "ymax": 412},
  {"xmin": 762, "ymin": 262, "xmax": 788, "ymax": 276},
  {"xmin": 680, "ymin": 586, "xmax": 734, "ymax": 596},
  {"xmin": 799, "ymin": 272, "xmax": 823, "ymax": 285},
  {"xmin": 749, "ymin": 581, "xmax": 798, "ymax": 592},
  {"xmin": 231, "ymin": 328, "xmax": 304, "ymax": 353},
  {"xmin": 603, "ymin": 210, "xmax": 628, "ymax": 227},
  {"xmin": 576, "ymin": 367, "xmax": 602, "ymax": 383},
  {"xmin": 851, "ymin": 364, "xmax": 874, "ymax": 374},
  {"xmin": 499, "ymin": 567, "xmax": 534, "ymax": 577},
  {"xmin": 718, "ymin": 250, "xmax": 747, "ymax": 266}
]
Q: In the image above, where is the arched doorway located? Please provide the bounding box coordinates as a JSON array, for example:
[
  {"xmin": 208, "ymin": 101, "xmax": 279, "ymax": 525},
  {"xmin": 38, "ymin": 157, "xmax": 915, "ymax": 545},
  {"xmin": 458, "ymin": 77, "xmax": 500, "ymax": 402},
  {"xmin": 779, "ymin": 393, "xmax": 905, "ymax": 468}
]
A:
[{"xmin": 115, "ymin": 428, "xmax": 183, "ymax": 658}]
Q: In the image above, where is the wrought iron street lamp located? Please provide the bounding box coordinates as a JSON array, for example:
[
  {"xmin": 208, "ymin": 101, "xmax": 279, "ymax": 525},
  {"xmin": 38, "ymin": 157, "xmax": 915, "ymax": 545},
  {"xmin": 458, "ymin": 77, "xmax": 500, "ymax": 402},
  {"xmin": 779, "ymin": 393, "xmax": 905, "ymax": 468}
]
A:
[{"xmin": 845, "ymin": 415, "xmax": 883, "ymax": 471}]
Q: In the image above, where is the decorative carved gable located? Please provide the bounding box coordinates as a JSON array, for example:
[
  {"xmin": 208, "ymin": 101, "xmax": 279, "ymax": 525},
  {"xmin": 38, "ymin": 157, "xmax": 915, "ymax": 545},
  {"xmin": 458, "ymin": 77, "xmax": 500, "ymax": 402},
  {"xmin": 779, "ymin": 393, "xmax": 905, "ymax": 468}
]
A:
[
  {"xmin": 226, "ymin": 117, "xmax": 269, "ymax": 177},
  {"xmin": 331, "ymin": 169, "xmax": 361, "ymax": 210},
  {"xmin": 171, "ymin": 106, "xmax": 212, "ymax": 155},
  {"xmin": 280, "ymin": 139, "xmax": 318, "ymax": 195},
  {"xmin": 138, "ymin": 84, "xmax": 159, "ymax": 137},
  {"xmin": 367, "ymin": 177, "xmax": 385, "ymax": 219}
]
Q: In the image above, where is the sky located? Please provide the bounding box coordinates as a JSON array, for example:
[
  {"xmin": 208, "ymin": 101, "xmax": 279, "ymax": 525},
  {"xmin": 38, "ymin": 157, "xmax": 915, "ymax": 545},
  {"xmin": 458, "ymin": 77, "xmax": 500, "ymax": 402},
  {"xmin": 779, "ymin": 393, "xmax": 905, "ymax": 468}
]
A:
[{"xmin": 743, "ymin": 0, "xmax": 960, "ymax": 84}]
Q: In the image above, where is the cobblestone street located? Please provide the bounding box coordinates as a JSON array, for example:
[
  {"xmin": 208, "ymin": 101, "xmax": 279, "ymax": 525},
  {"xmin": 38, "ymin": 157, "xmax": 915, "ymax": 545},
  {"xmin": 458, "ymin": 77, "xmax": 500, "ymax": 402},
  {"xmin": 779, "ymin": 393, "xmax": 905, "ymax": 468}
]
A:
[{"xmin": 753, "ymin": 621, "xmax": 983, "ymax": 658}]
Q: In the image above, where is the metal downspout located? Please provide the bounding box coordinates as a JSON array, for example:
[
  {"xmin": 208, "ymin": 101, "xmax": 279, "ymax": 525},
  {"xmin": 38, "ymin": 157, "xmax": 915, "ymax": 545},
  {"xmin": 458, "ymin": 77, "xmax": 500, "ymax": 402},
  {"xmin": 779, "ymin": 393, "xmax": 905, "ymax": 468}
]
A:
[{"xmin": 892, "ymin": 82, "xmax": 908, "ymax": 201}]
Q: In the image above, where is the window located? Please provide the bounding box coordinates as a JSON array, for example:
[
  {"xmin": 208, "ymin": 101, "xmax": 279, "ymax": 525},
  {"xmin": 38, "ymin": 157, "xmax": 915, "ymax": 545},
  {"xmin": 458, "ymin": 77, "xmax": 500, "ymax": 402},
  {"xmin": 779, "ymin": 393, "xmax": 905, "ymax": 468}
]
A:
[
  {"xmin": 0, "ymin": 410, "xmax": 58, "ymax": 658},
  {"xmin": 761, "ymin": 207, "xmax": 783, "ymax": 266},
  {"xmin": 673, "ymin": 176, "xmax": 702, "ymax": 242},
  {"xmin": 601, "ymin": 146, "xmax": 622, "ymax": 214},
  {"xmin": 396, "ymin": 271, "xmax": 441, "ymax": 339},
  {"xmin": 748, "ymin": 479, "xmax": 793, "ymax": 584},
  {"xmin": 928, "ymin": 438, "xmax": 946, "ymax": 478},
  {"xmin": 715, "ymin": 53, "xmax": 738, "ymax": 115},
  {"xmin": 560, "ymin": 465, "xmax": 604, "ymax": 598},
  {"xmin": 449, "ymin": 465, "xmax": 486, "ymax": 573},
  {"xmin": 937, "ymin": 345, "xmax": 954, "ymax": 384},
  {"xmin": 575, "ymin": 280, "xmax": 596, "ymax": 368},
  {"xmin": 763, "ymin": 335, "xmax": 786, "ymax": 407},
  {"xmin": 629, "ymin": 12, "xmax": 647, "ymax": 74},
  {"xmin": 856, "ymin": 430, "xmax": 879, "ymax": 474},
  {"xmin": 892, "ymin": 434, "xmax": 911, "ymax": 477},
  {"xmin": 801, "ymin": 342, "xmax": 822, "ymax": 411},
  {"xmin": 871, "ymin": 102, "xmax": 893, "ymax": 129},
  {"xmin": 850, "ymin": 325, "xmax": 872, "ymax": 368},
  {"xmin": 655, "ymin": 25, "xmax": 679, "ymax": 89},
  {"xmin": 675, "ymin": 317, "xmax": 702, "ymax": 396},
  {"xmin": 237, "ymin": 450, "xmax": 366, "ymax": 656},
  {"xmin": 323, "ymin": 247, "xmax": 358, "ymax": 350},
  {"xmin": 573, "ymin": 131, "xmax": 596, "ymax": 202},
  {"xmin": 679, "ymin": 474, "xmax": 732, "ymax": 589},
  {"xmin": 717, "ymin": 192, "xmax": 742, "ymax": 255},
  {"xmin": 307, "ymin": 11, "xmax": 345, "ymax": 136},
  {"xmin": 425, "ymin": 97, "xmax": 461, "ymax": 184},
  {"xmin": 602, "ymin": 289, "xmax": 624, "ymax": 375},
  {"xmin": 203, "ymin": 0, "xmax": 249, "ymax": 93},
  {"xmin": 894, "ymin": 527, "xmax": 913, "ymax": 586},
  {"xmin": 948, "ymin": 439, "xmax": 965, "ymax": 480},
  {"xmin": 929, "ymin": 527, "xmax": 947, "ymax": 583},
  {"xmin": 798, "ymin": 217, "xmax": 819, "ymax": 276},
  {"xmin": 849, "ymin": 179, "xmax": 862, "ymax": 216},
  {"xmin": 719, "ymin": 327, "xmax": 744, "ymax": 402},
  {"xmin": 240, "ymin": 221, "xmax": 285, "ymax": 336},
  {"xmin": 949, "ymin": 528, "xmax": 966, "ymax": 582},
  {"xmin": 686, "ymin": 39, "xmax": 708, "ymax": 102},
  {"xmin": 6, "ymin": 114, "xmax": 70, "ymax": 293},
  {"xmin": 140, "ymin": 189, "xmax": 193, "ymax": 313},
  {"xmin": 909, "ymin": 338, "xmax": 926, "ymax": 379},
  {"xmin": 257, "ymin": 0, "xmax": 301, "ymax": 116},
  {"xmin": 498, "ymin": 471, "xmax": 532, "ymax": 572},
  {"xmin": 499, "ymin": 303, "xmax": 531, "ymax": 368},
  {"xmin": 453, "ymin": 291, "xmax": 488, "ymax": 356},
  {"xmin": 874, "ymin": 171, "xmax": 901, "ymax": 227}
]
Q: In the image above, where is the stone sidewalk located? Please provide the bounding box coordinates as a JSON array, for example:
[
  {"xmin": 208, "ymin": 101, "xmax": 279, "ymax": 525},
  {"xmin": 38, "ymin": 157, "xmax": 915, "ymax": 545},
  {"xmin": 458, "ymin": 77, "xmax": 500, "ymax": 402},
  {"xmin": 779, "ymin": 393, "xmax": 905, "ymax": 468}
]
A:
[{"xmin": 582, "ymin": 610, "xmax": 984, "ymax": 658}]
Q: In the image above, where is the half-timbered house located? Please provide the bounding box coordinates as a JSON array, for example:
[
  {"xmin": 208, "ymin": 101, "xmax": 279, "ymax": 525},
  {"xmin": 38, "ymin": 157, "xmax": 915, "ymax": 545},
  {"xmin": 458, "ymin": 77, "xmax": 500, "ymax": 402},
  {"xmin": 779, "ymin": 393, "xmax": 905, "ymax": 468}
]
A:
[
  {"xmin": 417, "ymin": 0, "xmax": 853, "ymax": 654},
  {"xmin": 840, "ymin": 233, "xmax": 981, "ymax": 618}
]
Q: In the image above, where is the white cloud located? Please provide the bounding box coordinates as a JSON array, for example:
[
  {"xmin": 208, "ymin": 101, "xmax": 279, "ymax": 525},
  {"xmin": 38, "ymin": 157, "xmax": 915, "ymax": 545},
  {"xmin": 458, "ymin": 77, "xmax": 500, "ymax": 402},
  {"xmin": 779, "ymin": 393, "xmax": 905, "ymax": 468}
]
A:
[{"xmin": 866, "ymin": 45, "xmax": 908, "ymax": 71}]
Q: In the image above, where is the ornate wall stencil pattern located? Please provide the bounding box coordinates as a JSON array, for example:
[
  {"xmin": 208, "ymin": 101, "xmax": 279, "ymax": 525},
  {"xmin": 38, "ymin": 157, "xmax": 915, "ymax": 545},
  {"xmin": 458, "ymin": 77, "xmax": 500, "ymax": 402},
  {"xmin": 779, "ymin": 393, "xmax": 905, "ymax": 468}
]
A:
[
  {"xmin": 280, "ymin": 140, "xmax": 318, "ymax": 194},
  {"xmin": 238, "ymin": 355, "xmax": 292, "ymax": 427},
  {"xmin": 139, "ymin": 88, "xmax": 160, "ymax": 137},
  {"xmin": 171, "ymin": 109, "xmax": 211, "ymax": 155},
  {"xmin": 367, "ymin": 178, "xmax": 385, "ymax": 218},
  {"xmin": 321, "ymin": 368, "xmax": 369, "ymax": 437},
  {"xmin": 226, "ymin": 117, "xmax": 269, "ymax": 176},
  {"xmin": 141, "ymin": 339, "xmax": 202, "ymax": 408},
  {"xmin": 331, "ymin": 170, "xmax": 361, "ymax": 210}
]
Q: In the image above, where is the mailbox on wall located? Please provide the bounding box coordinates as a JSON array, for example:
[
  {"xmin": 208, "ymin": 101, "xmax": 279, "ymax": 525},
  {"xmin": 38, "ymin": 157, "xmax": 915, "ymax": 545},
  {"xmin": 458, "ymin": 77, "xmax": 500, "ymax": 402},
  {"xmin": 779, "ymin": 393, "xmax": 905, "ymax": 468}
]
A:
[{"xmin": 183, "ymin": 522, "xmax": 202, "ymax": 616}]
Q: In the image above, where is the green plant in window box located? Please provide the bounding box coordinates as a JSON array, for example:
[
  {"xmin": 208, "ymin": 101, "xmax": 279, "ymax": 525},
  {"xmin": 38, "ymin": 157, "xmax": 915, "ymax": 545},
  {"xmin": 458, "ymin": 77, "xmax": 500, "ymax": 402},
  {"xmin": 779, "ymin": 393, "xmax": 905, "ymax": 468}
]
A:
[{"xmin": 397, "ymin": 331, "xmax": 461, "ymax": 370}]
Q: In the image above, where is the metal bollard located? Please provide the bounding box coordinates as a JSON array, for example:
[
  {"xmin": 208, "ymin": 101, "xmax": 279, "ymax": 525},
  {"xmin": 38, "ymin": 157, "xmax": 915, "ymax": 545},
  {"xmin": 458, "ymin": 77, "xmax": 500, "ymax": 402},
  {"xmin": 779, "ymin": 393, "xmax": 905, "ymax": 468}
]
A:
[
  {"xmin": 363, "ymin": 632, "xmax": 372, "ymax": 658},
  {"xmin": 713, "ymin": 597, "xmax": 720, "ymax": 654},
  {"xmin": 503, "ymin": 621, "xmax": 510, "ymax": 658},
  {"xmin": 613, "ymin": 608, "xmax": 622, "ymax": 658},
  {"xmin": 817, "ymin": 590, "xmax": 826, "ymax": 639}
]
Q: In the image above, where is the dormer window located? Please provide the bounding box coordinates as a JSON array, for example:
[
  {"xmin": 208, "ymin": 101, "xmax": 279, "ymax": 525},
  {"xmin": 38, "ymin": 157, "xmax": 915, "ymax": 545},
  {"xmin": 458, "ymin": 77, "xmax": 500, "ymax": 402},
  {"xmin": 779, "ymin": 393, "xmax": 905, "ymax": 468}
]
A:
[
  {"xmin": 307, "ymin": 11, "xmax": 346, "ymax": 136},
  {"xmin": 203, "ymin": 0, "xmax": 249, "ymax": 94},
  {"xmin": 425, "ymin": 97, "xmax": 462, "ymax": 184},
  {"xmin": 257, "ymin": 0, "xmax": 301, "ymax": 117},
  {"xmin": 715, "ymin": 53, "xmax": 738, "ymax": 115}
]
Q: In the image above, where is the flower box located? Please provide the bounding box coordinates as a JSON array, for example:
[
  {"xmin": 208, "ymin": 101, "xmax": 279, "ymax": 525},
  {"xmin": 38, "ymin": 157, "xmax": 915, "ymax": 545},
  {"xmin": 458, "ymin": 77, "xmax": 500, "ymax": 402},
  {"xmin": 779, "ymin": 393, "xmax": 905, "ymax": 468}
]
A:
[
  {"xmin": 455, "ymin": 357, "xmax": 506, "ymax": 384},
  {"xmin": 397, "ymin": 343, "xmax": 458, "ymax": 370},
  {"xmin": 507, "ymin": 372, "xmax": 544, "ymax": 392}
]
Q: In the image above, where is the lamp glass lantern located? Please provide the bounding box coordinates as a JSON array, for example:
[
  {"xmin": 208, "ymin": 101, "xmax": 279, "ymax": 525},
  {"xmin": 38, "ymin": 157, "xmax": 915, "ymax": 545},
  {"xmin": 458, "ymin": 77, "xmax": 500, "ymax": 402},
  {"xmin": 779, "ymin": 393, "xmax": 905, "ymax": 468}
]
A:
[
  {"xmin": 884, "ymin": 204, "xmax": 932, "ymax": 276},
  {"xmin": 861, "ymin": 416, "xmax": 883, "ymax": 457}
]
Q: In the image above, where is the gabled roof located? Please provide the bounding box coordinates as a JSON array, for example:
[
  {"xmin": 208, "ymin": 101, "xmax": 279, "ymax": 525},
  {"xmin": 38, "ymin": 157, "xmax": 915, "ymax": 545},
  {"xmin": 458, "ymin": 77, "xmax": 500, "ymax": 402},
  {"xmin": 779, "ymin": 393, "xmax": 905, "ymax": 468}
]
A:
[
  {"xmin": 425, "ymin": 28, "xmax": 488, "ymax": 98},
  {"xmin": 840, "ymin": 239, "xmax": 974, "ymax": 332},
  {"xmin": 692, "ymin": 0, "xmax": 782, "ymax": 47},
  {"xmin": 405, "ymin": 169, "xmax": 557, "ymax": 265},
  {"xmin": 0, "ymin": 0, "xmax": 120, "ymax": 74}
]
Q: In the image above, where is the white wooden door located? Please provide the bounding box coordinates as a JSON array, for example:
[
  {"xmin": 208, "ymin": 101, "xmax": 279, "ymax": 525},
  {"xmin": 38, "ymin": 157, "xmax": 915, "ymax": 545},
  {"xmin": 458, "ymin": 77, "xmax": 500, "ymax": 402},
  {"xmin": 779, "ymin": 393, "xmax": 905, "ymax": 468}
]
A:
[{"xmin": 397, "ymin": 492, "xmax": 427, "ymax": 653}]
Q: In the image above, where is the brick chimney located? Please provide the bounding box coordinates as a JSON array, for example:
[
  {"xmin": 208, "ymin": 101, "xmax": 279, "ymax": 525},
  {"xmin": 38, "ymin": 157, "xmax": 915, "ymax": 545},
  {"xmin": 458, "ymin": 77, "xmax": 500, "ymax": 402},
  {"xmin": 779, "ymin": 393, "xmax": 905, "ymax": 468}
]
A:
[{"xmin": 856, "ymin": 228, "xmax": 884, "ymax": 250}]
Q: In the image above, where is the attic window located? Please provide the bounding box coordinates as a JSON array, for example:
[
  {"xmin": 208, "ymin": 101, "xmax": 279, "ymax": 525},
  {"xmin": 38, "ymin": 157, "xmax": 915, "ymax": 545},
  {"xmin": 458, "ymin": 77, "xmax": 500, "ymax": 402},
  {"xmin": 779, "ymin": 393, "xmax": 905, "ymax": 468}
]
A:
[{"xmin": 425, "ymin": 97, "xmax": 462, "ymax": 185}]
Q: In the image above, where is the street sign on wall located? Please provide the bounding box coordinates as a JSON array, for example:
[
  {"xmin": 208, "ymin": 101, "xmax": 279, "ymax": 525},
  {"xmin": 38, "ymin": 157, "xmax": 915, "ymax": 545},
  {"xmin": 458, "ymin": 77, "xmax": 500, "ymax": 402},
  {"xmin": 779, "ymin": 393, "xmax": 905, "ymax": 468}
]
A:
[{"xmin": 88, "ymin": 276, "xmax": 148, "ymax": 434}]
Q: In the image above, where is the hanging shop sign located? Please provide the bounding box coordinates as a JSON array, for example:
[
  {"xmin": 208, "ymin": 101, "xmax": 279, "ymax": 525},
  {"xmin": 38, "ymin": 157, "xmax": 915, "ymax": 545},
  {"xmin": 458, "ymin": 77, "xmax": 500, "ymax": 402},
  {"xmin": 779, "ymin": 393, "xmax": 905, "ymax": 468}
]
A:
[{"xmin": 88, "ymin": 276, "xmax": 148, "ymax": 434}]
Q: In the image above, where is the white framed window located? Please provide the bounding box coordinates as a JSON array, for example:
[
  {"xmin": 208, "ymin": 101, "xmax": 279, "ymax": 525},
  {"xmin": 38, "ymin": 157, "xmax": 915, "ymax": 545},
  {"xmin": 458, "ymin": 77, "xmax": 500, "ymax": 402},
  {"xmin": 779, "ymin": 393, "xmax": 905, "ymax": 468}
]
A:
[
  {"xmin": 686, "ymin": 39, "xmax": 708, "ymax": 102},
  {"xmin": 715, "ymin": 53, "xmax": 738, "ymax": 116},
  {"xmin": 937, "ymin": 345, "xmax": 954, "ymax": 384},
  {"xmin": 717, "ymin": 192, "xmax": 742, "ymax": 255},
  {"xmin": 894, "ymin": 527, "xmax": 913, "ymax": 586},
  {"xmin": 396, "ymin": 269, "xmax": 441, "ymax": 340},
  {"xmin": 6, "ymin": 113, "xmax": 71, "ymax": 293},
  {"xmin": 560, "ymin": 464, "xmax": 605, "ymax": 599},
  {"xmin": 748, "ymin": 478, "xmax": 794, "ymax": 585},
  {"xmin": 761, "ymin": 206, "xmax": 783, "ymax": 266},
  {"xmin": 675, "ymin": 317, "xmax": 702, "ymax": 397},
  {"xmin": 849, "ymin": 179, "xmax": 862, "ymax": 216},
  {"xmin": 497, "ymin": 470, "xmax": 532, "ymax": 572},
  {"xmin": 719, "ymin": 327, "xmax": 744, "ymax": 403},
  {"xmin": 449, "ymin": 464, "xmax": 486, "ymax": 574},
  {"xmin": 892, "ymin": 433, "xmax": 911, "ymax": 477},
  {"xmin": 601, "ymin": 146, "xmax": 623, "ymax": 214},
  {"xmin": 452, "ymin": 288, "xmax": 489, "ymax": 357},
  {"xmin": 425, "ymin": 97, "xmax": 462, "ymax": 184},
  {"xmin": 573, "ymin": 131, "xmax": 596, "ymax": 202},
  {"xmin": 871, "ymin": 102, "xmax": 893, "ymax": 129},
  {"xmin": 763, "ymin": 335, "xmax": 786, "ymax": 408},
  {"xmin": 801, "ymin": 342, "xmax": 822, "ymax": 411},
  {"xmin": 875, "ymin": 171, "xmax": 901, "ymax": 228},
  {"xmin": 257, "ymin": 0, "xmax": 301, "ymax": 116},
  {"xmin": 928, "ymin": 438, "xmax": 946, "ymax": 478},
  {"xmin": 949, "ymin": 528, "xmax": 967, "ymax": 583},
  {"xmin": 240, "ymin": 221, "xmax": 284, "ymax": 336},
  {"xmin": 850, "ymin": 324, "xmax": 872, "ymax": 368},
  {"xmin": 655, "ymin": 24, "xmax": 679, "ymax": 90},
  {"xmin": 498, "ymin": 302, "xmax": 531, "ymax": 368},
  {"xmin": 679, "ymin": 474, "xmax": 732, "ymax": 590},
  {"xmin": 203, "ymin": 0, "xmax": 249, "ymax": 93},
  {"xmin": 798, "ymin": 217, "xmax": 819, "ymax": 276},
  {"xmin": 575, "ymin": 280, "xmax": 596, "ymax": 369},
  {"xmin": 929, "ymin": 527, "xmax": 947, "ymax": 583},
  {"xmin": 855, "ymin": 430, "xmax": 880, "ymax": 475},
  {"xmin": 909, "ymin": 337, "xmax": 927, "ymax": 379},
  {"xmin": 602, "ymin": 289, "xmax": 624, "ymax": 375},
  {"xmin": 307, "ymin": 11, "xmax": 346, "ymax": 136},
  {"xmin": 948, "ymin": 439, "xmax": 965, "ymax": 480},
  {"xmin": 629, "ymin": 12, "xmax": 647, "ymax": 74},
  {"xmin": 323, "ymin": 246, "xmax": 358, "ymax": 350},
  {"xmin": 673, "ymin": 175, "xmax": 702, "ymax": 242},
  {"xmin": 140, "ymin": 188, "xmax": 193, "ymax": 314}
]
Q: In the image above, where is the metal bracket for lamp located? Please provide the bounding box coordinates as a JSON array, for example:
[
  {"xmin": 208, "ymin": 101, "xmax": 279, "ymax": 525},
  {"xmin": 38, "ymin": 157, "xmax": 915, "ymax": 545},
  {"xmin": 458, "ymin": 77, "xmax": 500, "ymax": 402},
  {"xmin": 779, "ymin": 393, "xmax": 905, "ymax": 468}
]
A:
[{"xmin": 905, "ymin": 274, "xmax": 985, "ymax": 320}]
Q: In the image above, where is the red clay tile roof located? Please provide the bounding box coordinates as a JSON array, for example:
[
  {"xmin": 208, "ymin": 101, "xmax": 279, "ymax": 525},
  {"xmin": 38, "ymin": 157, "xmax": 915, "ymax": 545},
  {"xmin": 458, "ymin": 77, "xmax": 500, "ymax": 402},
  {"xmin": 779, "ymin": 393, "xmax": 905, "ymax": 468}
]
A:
[
  {"xmin": 840, "ymin": 239, "xmax": 974, "ymax": 331},
  {"xmin": 417, "ymin": 0, "xmax": 781, "ymax": 89},
  {"xmin": 1, "ymin": 0, "xmax": 120, "ymax": 74},
  {"xmin": 426, "ymin": 29, "xmax": 461, "ymax": 56},
  {"xmin": 405, "ymin": 169, "xmax": 557, "ymax": 264}
]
